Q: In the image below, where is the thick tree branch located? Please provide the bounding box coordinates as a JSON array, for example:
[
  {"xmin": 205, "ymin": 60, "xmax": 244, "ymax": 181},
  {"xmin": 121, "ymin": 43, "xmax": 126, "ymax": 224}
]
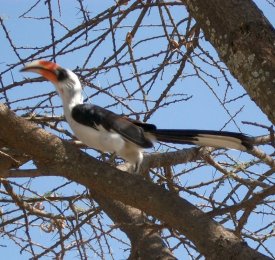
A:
[
  {"xmin": 0, "ymin": 104, "xmax": 270, "ymax": 259},
  {"xmin": 182, "ymin": 0, "xmax": 275, "ymax": 124},
  {"xmin": 90, "ymin": 190, "xmax": 176, "ymax": 260}
]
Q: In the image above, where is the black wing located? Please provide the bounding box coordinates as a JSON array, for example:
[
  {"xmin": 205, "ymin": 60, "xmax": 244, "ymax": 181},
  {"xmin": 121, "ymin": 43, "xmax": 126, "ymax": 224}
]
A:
[{"xmin": 71, "ymin": 104, "xmax": 154, "ymax": 148}]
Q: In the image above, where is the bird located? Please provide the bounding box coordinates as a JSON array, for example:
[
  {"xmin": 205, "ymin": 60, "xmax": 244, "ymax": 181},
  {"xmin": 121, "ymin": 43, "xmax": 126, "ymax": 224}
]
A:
[{"xmin": 21, "ymin": 60, "xmax": 253, "ymax": 172}]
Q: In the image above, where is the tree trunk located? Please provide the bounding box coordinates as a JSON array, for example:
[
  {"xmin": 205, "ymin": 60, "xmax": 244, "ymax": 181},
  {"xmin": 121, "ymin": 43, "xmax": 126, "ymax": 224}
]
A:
[{"xmin": 182, "ymin": 0, "xmax": 275, "ymax": 124}]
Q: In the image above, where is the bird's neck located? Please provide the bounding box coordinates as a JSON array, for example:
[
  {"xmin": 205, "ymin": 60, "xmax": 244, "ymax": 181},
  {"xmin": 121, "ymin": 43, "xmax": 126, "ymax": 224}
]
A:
[{"xmin": 60, "ymin": 89, "xmax": 83, "ymax": 119}]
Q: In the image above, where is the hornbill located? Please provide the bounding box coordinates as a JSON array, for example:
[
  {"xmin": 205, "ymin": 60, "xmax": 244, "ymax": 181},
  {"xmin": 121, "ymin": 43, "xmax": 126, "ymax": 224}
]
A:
[{"xmin": 21, "ymin": 60, "xmax": 253, "ymax": 171}]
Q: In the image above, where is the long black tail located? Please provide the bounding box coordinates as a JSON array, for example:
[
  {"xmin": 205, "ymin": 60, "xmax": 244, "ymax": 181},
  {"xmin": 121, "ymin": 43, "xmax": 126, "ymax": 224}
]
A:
[{"xmin": 150, "ymin": 129, "xmax": 253, "ymax": 151}]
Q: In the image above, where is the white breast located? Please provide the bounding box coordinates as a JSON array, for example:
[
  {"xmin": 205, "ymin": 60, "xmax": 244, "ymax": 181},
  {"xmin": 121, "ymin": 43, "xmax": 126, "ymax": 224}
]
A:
[
  {"xmin": 68, "ymin": 117, "xmax": 125, "ymax": 153},
  {"xmin": 67, "ymin": 116, "xmax": 144, "ymax": 168}
]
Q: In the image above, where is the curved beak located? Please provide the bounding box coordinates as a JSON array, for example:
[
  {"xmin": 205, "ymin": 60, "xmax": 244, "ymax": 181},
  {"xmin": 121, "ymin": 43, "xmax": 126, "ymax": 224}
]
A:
[{"xmin": 21, "ymin": 60, "xmax": 60, "ymax": 84}]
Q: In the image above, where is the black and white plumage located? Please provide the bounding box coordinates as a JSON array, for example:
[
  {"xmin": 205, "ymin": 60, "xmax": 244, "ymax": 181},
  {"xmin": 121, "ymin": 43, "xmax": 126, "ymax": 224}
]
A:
[{"xmin": 21, "ymin": 60, "xmax": 253, "ymax": 171}]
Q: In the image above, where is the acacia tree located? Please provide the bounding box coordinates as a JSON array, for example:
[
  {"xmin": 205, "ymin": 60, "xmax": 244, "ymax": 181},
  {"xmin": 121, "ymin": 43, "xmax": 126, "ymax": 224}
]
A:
[{"xmin": 0, "ymin": 1, "xmax": 274, "ymax": 259}]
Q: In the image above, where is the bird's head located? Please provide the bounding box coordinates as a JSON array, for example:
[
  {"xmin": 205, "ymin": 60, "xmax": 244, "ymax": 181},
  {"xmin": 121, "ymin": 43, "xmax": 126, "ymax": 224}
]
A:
[{"xmin": 21, "ymin": 60, "xmax": 82, "ymax": 103}]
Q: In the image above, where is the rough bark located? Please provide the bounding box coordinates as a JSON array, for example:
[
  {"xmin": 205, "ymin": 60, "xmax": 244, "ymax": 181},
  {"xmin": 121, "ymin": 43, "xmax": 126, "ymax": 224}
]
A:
[
  {"xmin": 182, "ymin": 0, "xmax": 275, "ymax": 124},
  {"xmin": 0, "ymin": 104, "xmax": 270, "ymax": 259},
  {"xmin": 90, "ymin": 191, "xmax": 176, "ymax": 260}
]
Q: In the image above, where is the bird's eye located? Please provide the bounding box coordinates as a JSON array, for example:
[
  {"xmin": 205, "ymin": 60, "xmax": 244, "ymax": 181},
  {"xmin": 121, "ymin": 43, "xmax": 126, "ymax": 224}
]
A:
[{"xmin": 57, "ymin": 68, "xmax": 68, "ymax": 81}]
